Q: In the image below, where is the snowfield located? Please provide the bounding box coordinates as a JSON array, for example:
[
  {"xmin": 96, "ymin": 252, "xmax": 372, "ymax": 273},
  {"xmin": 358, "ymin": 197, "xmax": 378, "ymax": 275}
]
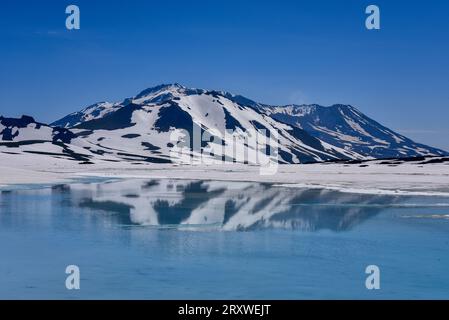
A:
[{"xmin": 1, "ymin": 150, "xmax": 449, "ymax": 196}]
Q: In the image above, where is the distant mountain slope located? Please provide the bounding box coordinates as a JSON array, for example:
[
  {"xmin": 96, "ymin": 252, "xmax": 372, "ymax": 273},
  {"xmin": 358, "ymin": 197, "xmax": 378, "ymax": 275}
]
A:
[
  {"xmin": 56, "ymin": 84, "xmax": 355, "ymax": 164},
  {"xmin": 260, "ymin": 104, "xmax": 447, "ymax": 158},
  {"xmin": 0, "ymin": 115, "xmax": 92, "ymax": 162},
  {"xmin": 0, "ymin": 115, "xmax": 75, "ymax": 145},
  {"xmin": 51, "ymin": 102, "xmax": 121, "ymax": 128}
]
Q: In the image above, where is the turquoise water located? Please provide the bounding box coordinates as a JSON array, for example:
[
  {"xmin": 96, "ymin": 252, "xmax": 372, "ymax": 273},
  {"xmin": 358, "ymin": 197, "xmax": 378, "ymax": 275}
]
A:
[{"xmin": 1, "ymin": 178, "xmax": 449, "ymax": 299}]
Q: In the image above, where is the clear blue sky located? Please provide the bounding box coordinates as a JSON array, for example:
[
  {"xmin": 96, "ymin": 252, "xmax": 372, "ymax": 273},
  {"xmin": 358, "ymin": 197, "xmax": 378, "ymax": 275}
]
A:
[{"xmin": 1, "ymin": 0, "xmax": 448, "ymax": 150}]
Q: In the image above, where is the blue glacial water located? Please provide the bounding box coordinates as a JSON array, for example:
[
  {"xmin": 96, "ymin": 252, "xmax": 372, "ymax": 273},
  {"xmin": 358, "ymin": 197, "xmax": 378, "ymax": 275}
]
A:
[{"xmin": 1, "ymin": 178, "xmax": 449, "ymax": 299}]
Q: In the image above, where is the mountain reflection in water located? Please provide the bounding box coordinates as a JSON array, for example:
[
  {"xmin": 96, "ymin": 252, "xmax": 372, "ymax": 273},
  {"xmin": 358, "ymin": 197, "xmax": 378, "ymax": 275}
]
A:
[{"xmin": 47, "ymin": 179, "xmax": 402, "ymax": 231}]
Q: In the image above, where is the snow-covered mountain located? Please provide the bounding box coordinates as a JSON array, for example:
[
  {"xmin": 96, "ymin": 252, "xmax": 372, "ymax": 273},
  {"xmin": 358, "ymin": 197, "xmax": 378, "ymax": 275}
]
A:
[
  {"xmin": 261, "ymin": 104, "xmax": 447, "ymax": 158},
  {"xmin": 0, "ymin": 115, "xmax": 74, "ymax": 144},
  {"xmin": 1, "ymin": 83, "xmax": 446, "ymax": 165},
  {"xmin": 49, "ymin": 83, "xmax": 357, "ymax": 164},
  {"xmin": 0, "ymin": 115, "xmax": 92, "ymax": 162}
]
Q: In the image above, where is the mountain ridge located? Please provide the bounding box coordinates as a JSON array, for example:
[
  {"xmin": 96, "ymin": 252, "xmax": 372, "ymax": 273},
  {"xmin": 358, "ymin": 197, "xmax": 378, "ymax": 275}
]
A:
[{"xmin": 1, "ymin": 83, "xmax": 447, "ymax": 165}]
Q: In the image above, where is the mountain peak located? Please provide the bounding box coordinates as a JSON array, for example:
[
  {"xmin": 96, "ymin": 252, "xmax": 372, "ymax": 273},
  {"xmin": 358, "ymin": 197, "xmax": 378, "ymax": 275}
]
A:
[{"xmin": 135, "ymin": 83, "xmax": 186, "ymax": 99}]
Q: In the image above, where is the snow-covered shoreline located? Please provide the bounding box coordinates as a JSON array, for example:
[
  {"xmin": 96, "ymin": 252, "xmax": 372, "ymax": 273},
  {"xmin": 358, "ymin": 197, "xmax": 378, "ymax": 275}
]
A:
[{"xmin": 1, "ymin": 151, "xmax": 449, "ymax": 196}]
